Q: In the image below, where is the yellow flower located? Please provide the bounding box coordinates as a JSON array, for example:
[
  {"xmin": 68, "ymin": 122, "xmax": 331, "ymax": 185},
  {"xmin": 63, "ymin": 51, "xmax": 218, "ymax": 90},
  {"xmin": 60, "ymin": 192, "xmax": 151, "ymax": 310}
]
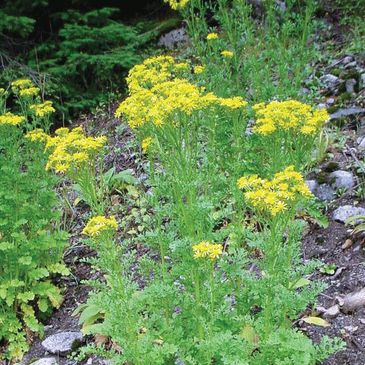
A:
[
  {"xmin": 44, "ymin": 127, "xmax": 107, "ymax": 174},
  {"xmin": 19, "ymin": 87, "xmax": 40, "ymax": 98},
  {"xmin": 193, "ymin": 65, "xmax": 205, "ymax": 74},
  {"xmin": 219, "ymin": 96, "xmax": 247, "ymax": 109},
  {"xmin": 82, "ymin": 216, "xmax": 118, "ymax": 237},
  {"xmin": 164, "ymin": 0, "xmax": 189, "ymax": 10},
  {"xmin": 11, "ymin": 78, "xmax": 34, "ymax": 91},
  {"xmin": 207, "ymin": 33, "xmax": 219, "ymax": 40},
  {"xmin": 193, "ymin": 241, "xmax": 223, "ymax": 260},
  {"xmin": 221, "ymin": 50, "xmax": 234, "ymax": 58},
  {"xmin": 0, "ymin": 112, "xmax": 25, "ymax": 126},
  {"xmin": 30, "ymin": 101, "xmax": 56, "ymax": 117},
  {"xmin": 25, "ymin": 129, "xmax": 50, "ymax": 143},
  {"xmin": 237, "ymin": 166, "xmax": 313, "ymax": 216},
  {"xmin": 252, "ymin": 100, "xmax": 329, "ymax": 136},
  {"xmin": 142, "ymin": 137, "xmax": 153, "ymax": 153}
]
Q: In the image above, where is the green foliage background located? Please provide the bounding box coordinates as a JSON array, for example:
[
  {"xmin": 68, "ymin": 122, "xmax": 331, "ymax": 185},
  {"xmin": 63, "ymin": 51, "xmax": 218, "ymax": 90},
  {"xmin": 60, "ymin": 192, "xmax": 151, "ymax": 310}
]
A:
[{"xmin": 0, "ymin": 0, "xmax": 169, "ymax": 120}]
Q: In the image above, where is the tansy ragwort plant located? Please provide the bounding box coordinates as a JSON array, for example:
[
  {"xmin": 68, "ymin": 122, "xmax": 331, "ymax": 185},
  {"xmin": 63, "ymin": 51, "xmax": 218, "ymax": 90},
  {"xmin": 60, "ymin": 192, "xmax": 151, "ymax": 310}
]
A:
[
  {"xmin": 0, "ymin": 81, "xmax": 68, "ymax": 360},
  {"xmin": 115, "ymin": 55, "xmax": 248, "ymax": 239},
  {"xmin": 27, "ymin": 127, "xmax": 108, "ymax": 214}
]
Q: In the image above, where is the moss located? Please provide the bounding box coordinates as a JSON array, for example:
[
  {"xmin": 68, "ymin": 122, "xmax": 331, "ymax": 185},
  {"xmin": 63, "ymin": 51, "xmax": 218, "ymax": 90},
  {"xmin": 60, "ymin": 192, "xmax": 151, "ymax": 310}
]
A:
[{"xmin": 323, "ymin": 161, "xmax": 339, "ymax": 173}]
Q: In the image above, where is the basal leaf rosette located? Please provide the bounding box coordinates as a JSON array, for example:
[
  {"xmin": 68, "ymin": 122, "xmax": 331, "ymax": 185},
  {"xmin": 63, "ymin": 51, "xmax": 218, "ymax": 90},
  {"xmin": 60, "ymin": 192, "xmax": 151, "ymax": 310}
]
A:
[{"xmin": 237, "ymin": 166, "xmax": 313, "ymax": 217}]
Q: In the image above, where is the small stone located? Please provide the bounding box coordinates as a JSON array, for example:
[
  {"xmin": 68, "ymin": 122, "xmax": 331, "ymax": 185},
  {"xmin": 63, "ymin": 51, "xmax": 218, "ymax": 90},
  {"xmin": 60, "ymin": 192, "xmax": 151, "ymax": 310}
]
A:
[
  {"xmin": 41, "ymin": 331, "xmax": 83, "ymax": 355},
  {"xmin": 30, "ymin": 359, "xmax": 58, "ymax": 365},
  {"xmin": 332, "ymin": 205, "xmax": 365, "ymax": 223},
  {"xmin": 330, "ymin": 170, "xmax": 355, "ymax": 190},
  {"xmin": 315, "ymin": 184, "xmax": 335, "ymax": 201},
  {"xmin": 360, "ymin": 73, "xmax": 365, "ymax": 89},
  {"xmin": 357, "ymin": 136, "xmax": 365, "ymax": 150},
  {"xmin": 342, "ymin": 239, "xmax": 353, "ymax": 249},
  {"xmin": 344, "ymin": 61, "xmax": 357, "ymax": 69},
  {"xmin": 359, "ymin": 318, "xmax": 365, "ymax": 324},
  {"xmin": 305, "ymin": 179, "xmax": 318, "ymax": 193},
  {"xmin": 158, "ymin": 27, "xmax": 189, "ymax": 49},
  {"xmin": 345, "ymin": 78, "xmax": 357, "ymax": 94},
  {"xmin": 342, "ymin": 56, "xmax": 354, "ymax": 64},
  {"xmin": 326, "ymin": 97, "xmax": 335, "ymax": 106},
  {"xmin": 323, "ymin": 304, "xmax": 340, "ymax": 319},
  {"xmin": 330, "ymin": 108, "xmax": 365, "ymax": 120},
  {"xmin": 320, "ymin": 74, "xmax": 340, "ymax": 90}
]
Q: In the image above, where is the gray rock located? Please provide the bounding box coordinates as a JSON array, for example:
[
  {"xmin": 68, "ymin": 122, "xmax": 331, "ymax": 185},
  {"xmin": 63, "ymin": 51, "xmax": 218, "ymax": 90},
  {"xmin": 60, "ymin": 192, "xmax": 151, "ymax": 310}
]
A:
[
  {"xmin": 41, "ymin": 331, "xmax": 83, "ymax": 355},
  {"xmin": 357, "ymin": 136, "xmax": 365, "ymax": 149},
  {"xmin": 320, "ymin": 74, "xmax": 340, "ymax": 90},
  {"xmin": 326, "ymin": 97, "xmax": 335, "ymax": 106},
  {"xmin": 306, "ymin": 179, "xmax": 318, "ymax": 193},
  {"xmin": 342, "ymin": 56, "xmax": 354, "ymax": 64},
  {"xmin": 158, "ymin": 27, "xmax": 189, "ymax": 49},
  {"xmin": 361, "ymin": 73, "xmax": 365, "ymax": 89},
  {"xmin": 330, "ymin": 108, "xmax": 365, "ymax": 120},
  {"xmin": 332, "ymin": 205, "xmax": 365, "ymax": 223},
  {"xmin": 330, "ymin": 170, "xmax": 355, "ymax": 190},
  {"xmin": 345, "ymin": 78, "xmax": 357, "ymax": 94},
  {"xmin": 315, "ymin": 184, "xmax": 335, "ymax": 201},
  {"xmin": 344, "ymin": 61, "xmax": 357, "ymax": 69},
  {"xmin": 30, "ymin": 359, "xmax": 58, "ymax": 365},
  {"xmin": 323, "ymin": 304, "xmax": 340, "ymax": 319}
]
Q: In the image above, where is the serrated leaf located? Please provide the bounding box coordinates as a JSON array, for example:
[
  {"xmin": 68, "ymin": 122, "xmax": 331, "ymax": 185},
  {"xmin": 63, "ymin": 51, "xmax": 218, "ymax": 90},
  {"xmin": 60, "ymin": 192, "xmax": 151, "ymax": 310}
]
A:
[{"xmin": 302, "ymin": 316, "xmax": 330, "ymax": 327}]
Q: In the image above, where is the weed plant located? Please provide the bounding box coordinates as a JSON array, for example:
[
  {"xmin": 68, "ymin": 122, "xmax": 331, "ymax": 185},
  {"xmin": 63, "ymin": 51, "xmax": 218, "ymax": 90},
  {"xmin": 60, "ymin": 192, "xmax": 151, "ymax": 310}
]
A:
[{"xmin": 0, "ymin": 81, "xmax": 68, "ymax": 360}]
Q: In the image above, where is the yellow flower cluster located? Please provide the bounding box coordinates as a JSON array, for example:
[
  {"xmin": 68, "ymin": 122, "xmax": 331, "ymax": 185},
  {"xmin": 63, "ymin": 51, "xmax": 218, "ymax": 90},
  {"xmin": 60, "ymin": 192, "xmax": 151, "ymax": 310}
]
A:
[
  {"xmin": 42, "ymin": 127, "xmax": 106, "ymax": 173},
  {"xmin": 0, "ymin": 112, "xmax": 25, "ymax": 126},
  {"xmin": 252, "ymin": 100, "xmax": 329, "ymax": 135},
  {"xmin": 117, "ymin": 78, "xmax": 247, "ymax": 129},
  {"xmin": 25, "ymin": 128, "xmax": 50, "ymax": 143},
  {"xmin": 207, "ymin": 33, "xmax": 219, "ymax": 40},
  {"xmin": 82, "ymin": 216, "xmax": 118, "ymax": 237},
  {"xmin": 193, "ymin": 241, "xmax": 223, "ymax": 260},
  {"xmin": 19, "ymin": 87, "xmax": 40, "ymax": 98},
  {"xmin": 142, "ymin": 137, "xmax": 153, "ymax": 153},
  {"xmin": 221, "ymin": 50, "xmax": 234, "ymax": 58},
  {"xmin": 30, "ymin": 101, "xmax": 55, "ymax": 117},
  {"xmin": 237, "ymin": 166, "xmax": 313, "ymax": 216},
  {"xmin": 193, "ymin": 65, "xmax": 205, "ymax": 74},
  {"xmin": 125, "ymin": 55, "xmax": 189, "ymax": 93},
  {"xmin": 11, "ymin": 79, "xmax": 34, "ymax": 91},
  {"xmin": 164, "ymin": 0, "xmax": 189, "ymax": 10}
]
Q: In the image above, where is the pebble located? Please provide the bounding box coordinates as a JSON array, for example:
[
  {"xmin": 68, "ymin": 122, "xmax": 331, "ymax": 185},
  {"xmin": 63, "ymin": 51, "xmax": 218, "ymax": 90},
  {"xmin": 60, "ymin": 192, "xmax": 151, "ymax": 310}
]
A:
[
  {"xmin": 329, "ymin": 170, "xmax": 355, "ymax": 190},
  {"xmin": 323, "ymin": 304, "xmax": 340, "ymax": 319},
  {"xmin": 305, "ymin": 179, "xmax": 318, "ymax": 193},
  {"xmin": 158, "ymin": 27, "xmax": 189, "ymax": 49},
  {"xmin": 330, "ymin": 107, "xmax": 365, "ymax": 120},
  {"xmin": 332, "ymin": 205, "xmax": 365, "ymax": 223},
  {"xmin": 345, "ymin": 78, "xmax": 357, "ymax": 94},
  {"xmin": 29, "ymin": 359, "xmax": 58, "ymax": 365},
  {"xmin": 315, "ymin": 184, "xmax": 335, "ymax": 201},
  {"xmin": 342, "ymin": 55, "xmax": 354, "ymax": 64},
  {"xmin": 319, "ymin": 74, "xmax": 340, "ymax": 90},
  {"xmin": 41, "ymin": 331, "xmax": 83, "ymax": 355},
  {"xmin": 342, "ymin": 239, "xmax": 353, "ymax": 249}
]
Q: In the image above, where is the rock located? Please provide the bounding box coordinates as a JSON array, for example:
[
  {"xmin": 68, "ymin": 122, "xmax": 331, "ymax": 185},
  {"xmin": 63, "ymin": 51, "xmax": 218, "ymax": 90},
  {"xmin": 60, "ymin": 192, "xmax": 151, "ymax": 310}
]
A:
[
  {"xmin": 329, "ymin": 170, "xmax": 355, "ymax": 190},
  {"xmin": 342, "ymin": 56, "xmax": 354, "ymax": 64},
  {"xmin": 30, "ymin": 359, "xmax": 58, "ymax": 365},
  {"xmin": 342, "ymin": 238, "xmax": 353, "ymax": 249},
  {"xmin": 341, "ymin": 288, "xmax": 365, "ymax": 313},
  {"xmin": 326, "ymin": 97, "xmax": 335, "ymax": 106},
  {"xmin": 332, "ymin": 205, "xmax": 365, "ymax": 223},
  {"xmin": 320, "ymin": 74, "xmax": 340, "ymax": 90},
  {"xmin": 357, "ymin": 136, "xmax": 365, "ymax": 149},
  {"xmin": 330, "ymin": 107, "xmax": 365, "ymax": 120},
  {"xmin": 323, "ymin": 304, "xmax": 340, "ymax": 319},
  {"xmin": 41, "ymin": 331, "xmax": 83, "ymax": 355},
  {"xmin": 360, "ymin": 73, "xmax": 365, "ymax": 89},
  {"xmin": 345, "ymin": 78, "xmax": 357, "ymax": 94},
  {"xmin": 158, "ymin": 27, "xmax": 189, "ymax": 49},
  {"xmin": 315, "ymin": 184, "xmax": 335, "ymax": 201},
  {"xmin": 306, "ymin": 179, "xmax": 318, "ymax": 193},
  {"xmin": 344, "ymin": 61, "xmax": 357, "ymax": 69}
]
